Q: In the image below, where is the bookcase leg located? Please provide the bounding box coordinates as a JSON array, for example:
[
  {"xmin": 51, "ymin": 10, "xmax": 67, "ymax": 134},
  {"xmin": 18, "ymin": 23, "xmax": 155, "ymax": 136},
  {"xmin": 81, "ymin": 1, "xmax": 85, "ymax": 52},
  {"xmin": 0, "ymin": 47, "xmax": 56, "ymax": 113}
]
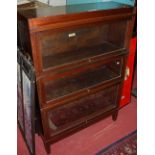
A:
[
  {"xmin": 112, "ymin": 111, "xmax": 118, "ymax": 121},
  {"xmin": 45, "ymin": 143, "xmax": 51, "ymax": 154}
]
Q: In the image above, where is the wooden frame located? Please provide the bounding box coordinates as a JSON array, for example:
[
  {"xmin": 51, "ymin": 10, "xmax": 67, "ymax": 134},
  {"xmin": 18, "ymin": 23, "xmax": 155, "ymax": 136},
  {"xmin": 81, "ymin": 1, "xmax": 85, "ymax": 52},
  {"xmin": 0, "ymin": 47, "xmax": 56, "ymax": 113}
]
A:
[{"xmin": 17, "ymin": 50, "xmax": 36, "ymax": 155}]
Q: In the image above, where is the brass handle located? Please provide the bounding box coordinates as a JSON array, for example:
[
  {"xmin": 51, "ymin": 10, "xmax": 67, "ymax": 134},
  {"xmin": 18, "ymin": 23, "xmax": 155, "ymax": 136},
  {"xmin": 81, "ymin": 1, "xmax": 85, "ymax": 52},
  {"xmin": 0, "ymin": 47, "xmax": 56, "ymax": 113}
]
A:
[
  {"xmin": 116, "ymin": 61, "xmax": 120, "ymax": 65},
  {"xmin": 88, "ymin": 58, "xmax": 92, "ymax": 63},
  {"xmin": 87, "ymin": 89, "xmax": 90, "ymax": 93}
]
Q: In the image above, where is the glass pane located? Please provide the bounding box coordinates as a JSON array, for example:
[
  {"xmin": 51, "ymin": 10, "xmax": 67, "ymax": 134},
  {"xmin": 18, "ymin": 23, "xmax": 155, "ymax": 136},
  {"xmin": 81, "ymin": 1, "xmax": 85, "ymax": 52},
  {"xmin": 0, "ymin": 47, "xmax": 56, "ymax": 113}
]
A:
[
  {"xmin": 39, "ymin": 21, "xmax": 126, "ymax": 70},
  {"xmin": 22, "ymin": 71, "xmax": 33, "ymax": 153},
  {"xmin": 45, "ymin": 59, "xmax": 122, "ymax": 102},
  {"xmin": 17, "ymin": 63, "xmax": 24, "ymax": 130},
  {"xmin": 47, "ymin": 85, "xmax": 118, "ymax": 136}
]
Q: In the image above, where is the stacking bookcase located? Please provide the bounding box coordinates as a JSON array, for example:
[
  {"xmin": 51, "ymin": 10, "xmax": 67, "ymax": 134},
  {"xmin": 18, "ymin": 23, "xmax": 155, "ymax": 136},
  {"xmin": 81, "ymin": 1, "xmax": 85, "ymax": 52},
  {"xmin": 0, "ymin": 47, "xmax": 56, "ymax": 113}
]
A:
[{"xmin": 17, "ymin": 2, "xmax": 136, "ymax": 154}]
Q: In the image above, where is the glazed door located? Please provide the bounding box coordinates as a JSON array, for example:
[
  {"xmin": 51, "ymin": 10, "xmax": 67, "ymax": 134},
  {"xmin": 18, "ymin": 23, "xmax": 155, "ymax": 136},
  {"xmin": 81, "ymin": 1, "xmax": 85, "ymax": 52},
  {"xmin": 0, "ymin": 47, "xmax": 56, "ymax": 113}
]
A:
[
  {"xmin": 36, "ymin": 20, "xmax": 127, "ymax": 72},
  {"xmin": 42, "ymin": 83, "xmax": 120, "ymax": 139},
  {"xmin": 37, "ymin": 56, "xmax": 125, "ymax": 108}
]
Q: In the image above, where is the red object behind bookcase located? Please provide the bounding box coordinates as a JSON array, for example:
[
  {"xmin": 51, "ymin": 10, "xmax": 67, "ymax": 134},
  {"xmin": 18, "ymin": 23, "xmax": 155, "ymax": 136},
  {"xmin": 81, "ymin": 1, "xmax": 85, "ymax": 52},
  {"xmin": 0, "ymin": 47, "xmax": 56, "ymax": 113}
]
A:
[{"xmin": 120, "ymin": 37, "xmax": 136, "ymax": 107}]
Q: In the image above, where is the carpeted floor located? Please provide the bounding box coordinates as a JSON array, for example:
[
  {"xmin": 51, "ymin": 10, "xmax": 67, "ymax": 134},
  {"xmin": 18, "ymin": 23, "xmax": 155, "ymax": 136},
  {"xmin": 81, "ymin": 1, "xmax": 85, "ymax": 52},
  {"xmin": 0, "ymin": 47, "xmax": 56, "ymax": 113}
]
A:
[{"xmin": 96, "ymin": 130, "xmax": 137, "ymax": 155}]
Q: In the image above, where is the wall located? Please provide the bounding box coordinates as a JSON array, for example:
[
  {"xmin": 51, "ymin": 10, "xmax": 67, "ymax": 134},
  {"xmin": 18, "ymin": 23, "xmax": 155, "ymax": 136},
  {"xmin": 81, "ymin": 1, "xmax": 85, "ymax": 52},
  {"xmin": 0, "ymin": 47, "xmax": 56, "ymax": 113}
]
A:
[
  {"xmin": 49, "ymin": 0, "xmax": 66, "ymax": 6},
  {"xmin": 36, "ymin": 0, "xmax": 66, "ymax": 6},
  {"xmin": 36, "ymin": 0, "xmax": 48, "ymax": 4}
]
